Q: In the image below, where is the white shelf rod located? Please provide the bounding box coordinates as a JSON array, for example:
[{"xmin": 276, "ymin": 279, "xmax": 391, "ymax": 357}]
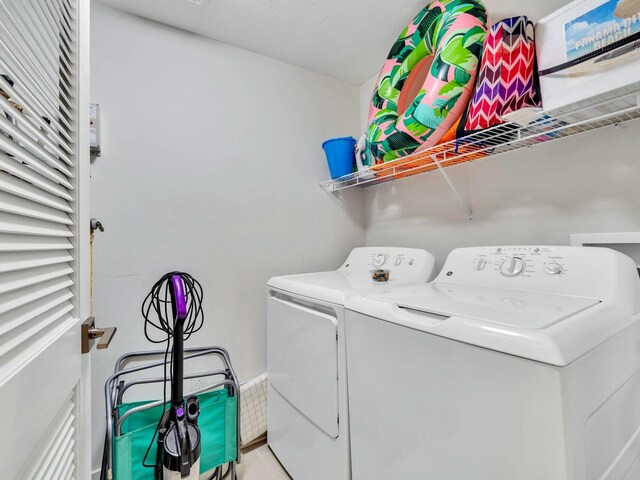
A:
[{"xmin": 431, "ymin": 155, "xmax": 473, "ymax": 221}]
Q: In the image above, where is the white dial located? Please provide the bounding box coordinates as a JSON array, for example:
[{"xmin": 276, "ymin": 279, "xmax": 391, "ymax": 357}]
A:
[
  {"xmin": 500, "ymin": 257, "xmax": 527, "ymax": 277},
  {"xmin": 472, "ymin": 258, "xmax": 486, "ymax": 271},
  {"xmin": 372, "ymin": 254, "xmax": 387, "ymax": 268},
  {"xmin": 545, "ymin": 262, "xmax": 563, "ymax": 275}
]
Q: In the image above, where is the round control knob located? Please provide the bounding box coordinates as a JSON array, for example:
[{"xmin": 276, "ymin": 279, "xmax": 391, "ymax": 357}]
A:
[
  {"xmin": 472, "ymin": 258, "xmax": 486, "ymax": 271},
  {"xmin": 545, "ymin": 262, "xmax": 563, "ymax": 275},
  {"xmin": 500, "ymin": 257, "xmax": 526, "ymax": 277},
  {"xmin": 372, "ymin": 254, "xmax": 387, "ymax": 268}
]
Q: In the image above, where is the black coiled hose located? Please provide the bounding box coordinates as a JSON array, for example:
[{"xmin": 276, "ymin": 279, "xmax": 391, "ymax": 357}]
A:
[{"xmin": 142, "ymin": 271, "xmax": 204, "ymax": 343}]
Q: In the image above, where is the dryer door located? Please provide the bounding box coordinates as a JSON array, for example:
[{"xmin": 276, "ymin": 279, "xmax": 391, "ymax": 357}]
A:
[{"xmin": 268, "ymin": 290, "xmax": 339, "ymax": 438}]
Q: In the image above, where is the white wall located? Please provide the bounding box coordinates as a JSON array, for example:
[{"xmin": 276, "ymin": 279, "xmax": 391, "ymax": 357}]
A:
[
  {"xmin": 90, "ymin": 2, "xmax": 363, "ymax": 472},
  {"xmin": 359, "ymin": 74, "xmax": 378, "ymax": 133},
  {"xmin": 359, "ymin": 77, "xmax": 640, "ymax": 266}
]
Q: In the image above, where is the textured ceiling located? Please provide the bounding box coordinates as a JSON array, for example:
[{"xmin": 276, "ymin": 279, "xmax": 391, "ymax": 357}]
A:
[{"xmin": 97, "ymin": 0, "xmax": 571, "ymax": 85}]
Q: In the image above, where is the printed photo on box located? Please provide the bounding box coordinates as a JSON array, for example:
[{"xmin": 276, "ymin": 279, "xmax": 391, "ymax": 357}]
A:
[{"xmin": 563, "ymin": 0, "xmax": 640, "ymax": 74}]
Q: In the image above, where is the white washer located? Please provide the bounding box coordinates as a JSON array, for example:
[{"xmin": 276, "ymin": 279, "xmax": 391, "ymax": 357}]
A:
[
  {"xmin": 345, "ymin": 246, "xmax": 640, "ymax": 480},
  {"xmin": 267, "ymin": 247, "xmax": 437, "ymax": 480}
]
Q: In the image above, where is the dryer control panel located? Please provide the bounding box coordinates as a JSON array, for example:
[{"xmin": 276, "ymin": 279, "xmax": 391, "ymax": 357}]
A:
[
  {"xmin": 436, "ymin": 246, "xmax": 638, "ymax": 300},
  {"xmin": 339, "ymin": 247, "xmax": 437, "ymax": 284}
]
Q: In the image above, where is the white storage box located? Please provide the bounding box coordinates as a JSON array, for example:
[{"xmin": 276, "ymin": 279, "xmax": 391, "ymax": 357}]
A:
[{"xmin": 536, "ymin": 0, "xmax": 640, "ymax": 112}]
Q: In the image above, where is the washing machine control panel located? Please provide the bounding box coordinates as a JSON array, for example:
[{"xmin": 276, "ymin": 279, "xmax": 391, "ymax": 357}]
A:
[
  {"xmin": 464, "ymin": 247, "xmax": 568, "ymax": 280},
  {"xmin": 437, "ymin": 245, "xmax": 634, "ymax": 299},
  {"xmin": 339, "ymin": 247, "xmax": 436, "ymax": 284}
]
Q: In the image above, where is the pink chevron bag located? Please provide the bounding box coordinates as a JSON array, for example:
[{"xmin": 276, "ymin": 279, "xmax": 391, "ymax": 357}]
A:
[{"xmin": 461, "ymin": 16, "xmax": 542, "ymax": 133}]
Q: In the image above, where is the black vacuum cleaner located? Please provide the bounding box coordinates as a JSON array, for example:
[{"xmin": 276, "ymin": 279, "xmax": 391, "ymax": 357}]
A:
[{"xmin": 145, "ymin": 273, "xmax": 204, "ymax": 480}]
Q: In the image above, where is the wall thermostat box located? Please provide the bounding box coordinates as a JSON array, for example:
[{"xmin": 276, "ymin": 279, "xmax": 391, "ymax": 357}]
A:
[
  {"xmin": 90, "ymin": 103, "xmax": 101, "ymax": 156},
  {"xmin": 536, "ymin": 0, "xmax": 640, "ymax": 113}
]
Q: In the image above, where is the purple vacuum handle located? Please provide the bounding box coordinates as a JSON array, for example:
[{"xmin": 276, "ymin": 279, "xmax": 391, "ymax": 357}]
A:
[{"xmin": 171, "ymin": 275, "xmax": 188, "ymax": 321}]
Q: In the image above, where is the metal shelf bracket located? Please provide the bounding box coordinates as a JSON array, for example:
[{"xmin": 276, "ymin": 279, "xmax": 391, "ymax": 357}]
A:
[{"xmin": 431, "ymin": 155, "xmax": 473, "ymax": 221}]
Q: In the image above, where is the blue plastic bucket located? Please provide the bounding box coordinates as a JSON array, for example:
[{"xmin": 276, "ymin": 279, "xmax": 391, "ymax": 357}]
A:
[{"xmin": 322, "ymin": 137, "xmax": 356, "ymax": 179}]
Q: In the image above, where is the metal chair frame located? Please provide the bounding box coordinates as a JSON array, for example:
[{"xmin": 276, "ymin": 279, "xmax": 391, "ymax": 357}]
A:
[{"xmin": 102, "ymin": 347, "xmax": 241, "ymax": 480}]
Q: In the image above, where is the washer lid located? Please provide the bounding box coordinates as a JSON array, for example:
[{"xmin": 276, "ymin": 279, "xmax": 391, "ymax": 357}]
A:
[
  {"xmin": 378, "ymin": 283, "xmax": 600, "ymax": 330},
  {"xmin": 346, "ymin": 283, "xmax": 616, "ymax": 366}
]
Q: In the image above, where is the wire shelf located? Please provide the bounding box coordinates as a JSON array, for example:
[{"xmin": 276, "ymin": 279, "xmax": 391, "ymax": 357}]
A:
[{"xmin": 320, "ymin": 84, "xmax": 640, "ymax": 193}]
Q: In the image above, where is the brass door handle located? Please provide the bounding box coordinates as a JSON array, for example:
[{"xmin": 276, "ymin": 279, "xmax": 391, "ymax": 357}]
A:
[
  {"xmin": 91, "ymin": 326, "xmax": 117, "ymax": 349},
  {"xmin": 81, "ymin": 317, "xmax": 117, "ymax": 354}
]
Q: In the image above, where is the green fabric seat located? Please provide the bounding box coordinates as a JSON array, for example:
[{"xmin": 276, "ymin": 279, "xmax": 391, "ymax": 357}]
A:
[{"xmin": 114, "ymin": 389, "xmax": 237, "ymax": 480}]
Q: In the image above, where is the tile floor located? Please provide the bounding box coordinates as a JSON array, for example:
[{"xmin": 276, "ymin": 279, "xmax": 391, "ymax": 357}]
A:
[{"xmin": 237, "ymin": 442, "xmax": 292, "ymax": 480}]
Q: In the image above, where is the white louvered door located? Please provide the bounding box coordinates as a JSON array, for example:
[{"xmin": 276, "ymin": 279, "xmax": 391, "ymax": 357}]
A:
[{"xmin": 0, "ymin": 0, "xmax": 90, "ymax": 479}]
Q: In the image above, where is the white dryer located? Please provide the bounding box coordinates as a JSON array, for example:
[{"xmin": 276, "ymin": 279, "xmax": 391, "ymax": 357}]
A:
[
  {"xmin": 345, "ymin": 246, "xmax": 640, "ymax": 480},
  {"xmin": 267, "ymin": 247, "xmax": 437, "ymax": 480}
]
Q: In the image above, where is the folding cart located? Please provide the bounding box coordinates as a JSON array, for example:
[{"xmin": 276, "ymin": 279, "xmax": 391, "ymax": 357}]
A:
[{"xmin": 101, "ymin": 347, "xmax": 241, "ymax": 480}]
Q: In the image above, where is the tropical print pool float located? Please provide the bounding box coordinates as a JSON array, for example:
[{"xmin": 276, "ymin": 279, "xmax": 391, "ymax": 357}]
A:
[{"xmin": 367, "ymin": 0, "xmax": 488, "ymax": 163}]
